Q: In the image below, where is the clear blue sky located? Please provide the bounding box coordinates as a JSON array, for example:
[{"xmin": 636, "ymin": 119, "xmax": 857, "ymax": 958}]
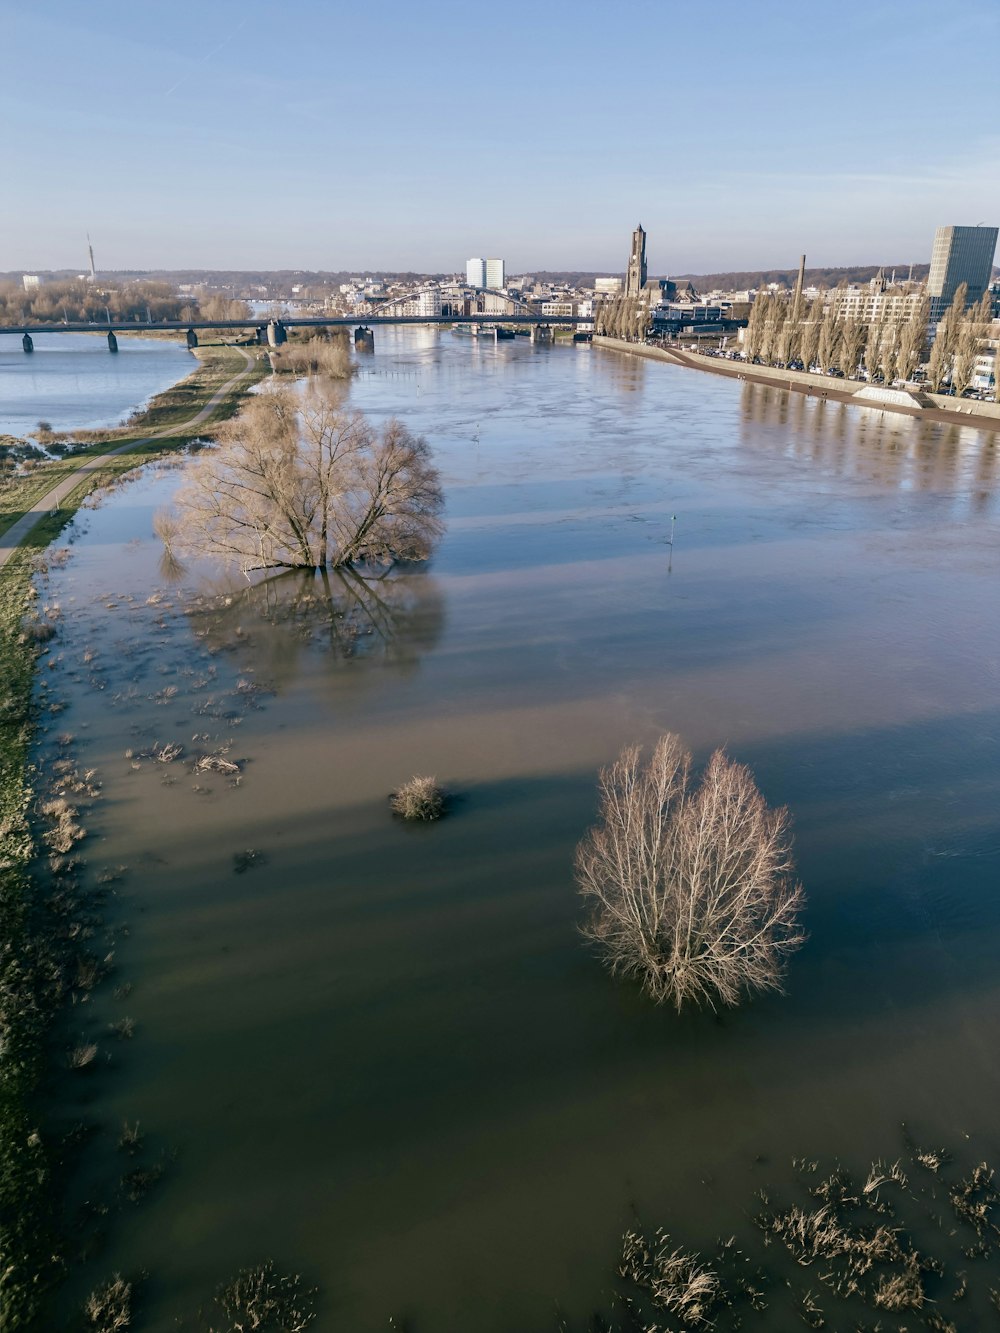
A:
[{"xmin": 2, "ymin": 0, "xmax": 999, "ymax": 275}]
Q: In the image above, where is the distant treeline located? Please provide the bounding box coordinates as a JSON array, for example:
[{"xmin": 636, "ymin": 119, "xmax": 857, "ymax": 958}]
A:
[
  {"xmin": 0, "ymin": 270, "xmax": 452, "ymax": 290},
  {"xmin": 6, "ymin": 264, "xmax": 998, "ymax": 301},
  {"xmin": 672, "ymin": 264, "xmax": 933, "ymax": 291},
  {"xmin": 0, "ymin": 280, "xmax": 251, "ymax": 327}
]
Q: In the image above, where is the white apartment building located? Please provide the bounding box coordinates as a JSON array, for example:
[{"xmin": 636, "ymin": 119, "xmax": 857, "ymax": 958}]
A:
[
  {"xmin": 381, "ymin": 287, "xmax": 443, "ymax": 318},
  {"xmin": 973, "ymin": 348, "xmax": 996, "ymax": 391},
  {"xmin": 594, "ymin": 277, "xmax": 622, "ymax": 295},
  {"xmin": 413, "ymin": 287, "xmax": 442, "ymax": 317},
  {"xmin": 466, "ymin": 257, "xmax": 505, "ymax": 289},
  {"xmin": 22, "ymin": 274, "xmax": 40, "ymax": 291},
  {"xmin": 830, "ymin": 285, "xmax": 926, "ymax": 322}
]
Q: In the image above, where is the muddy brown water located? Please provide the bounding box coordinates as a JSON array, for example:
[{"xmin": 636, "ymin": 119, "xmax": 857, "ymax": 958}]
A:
[{"xmin": 35, "ymin": 329, "xmax": 1000, "ymax": 1329}]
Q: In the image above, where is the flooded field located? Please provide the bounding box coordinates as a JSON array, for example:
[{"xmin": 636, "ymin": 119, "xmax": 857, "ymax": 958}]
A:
[
  {"xmin": 35, "ymin": 329, "xmax": 1000, "ymax": 1329},
  {"xmin": 0, "ymin": 331, "xmax": 194, "ymax": 437}
]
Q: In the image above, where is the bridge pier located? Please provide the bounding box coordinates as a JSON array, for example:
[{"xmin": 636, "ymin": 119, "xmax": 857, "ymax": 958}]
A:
[
  {"xmin": 530, "ymin": 324, "xmax": 552, "ymax": 344},
  {"xmin": 107, "ymin": 331, "xmax": 118, "ymax": 353},
  {"xmin": 354, "ymin": 326, "xmax": 374, "ymax": 353},
  {"xmin": 22, "ymin": 333, "xmax": 33, "ymax": 353},
  {"xmin": 186, "ymin": 328, "xmax": 199, "ymax": 349},
  {"xmin": 266, "ymin": 319, "xmax": 287, "ymax": 347}
]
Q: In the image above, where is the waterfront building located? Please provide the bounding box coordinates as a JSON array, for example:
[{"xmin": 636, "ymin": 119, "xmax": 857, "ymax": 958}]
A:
[
  {"xmin": 466, "ymin": 258, "xmax": 486, "ymax": 287},
  {"xmin": 625, "ymin": 224, "xmax": 647, "ymax": 297},
  {"xmin": 833, "ymin": 280, "xmax": 927, "ymax": 323},
  {"xmin": 651, "ymin": 302, "xmax": 725, "ymax": 335},
  {"xmin": 412, "ymin": 287, "xmax": 442, "ymax": 318},
  {"xmin": 972, "ymin": 346, "xmax": 996, "ymax": 392},
  {"xmin": 927, "ymin": 224, "xmax": 998, "ymax": 319}
]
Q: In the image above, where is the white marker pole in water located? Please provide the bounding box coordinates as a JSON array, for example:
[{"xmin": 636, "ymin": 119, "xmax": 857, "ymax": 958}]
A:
[{"xmin": 668, "ymin": 515, "xmax": 676, "ymax": 546}]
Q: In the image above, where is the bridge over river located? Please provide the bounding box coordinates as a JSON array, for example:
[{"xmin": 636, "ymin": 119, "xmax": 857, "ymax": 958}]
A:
[{"xmin": 5, "ymin": 312, "xmax": 589, "ymax": 354}]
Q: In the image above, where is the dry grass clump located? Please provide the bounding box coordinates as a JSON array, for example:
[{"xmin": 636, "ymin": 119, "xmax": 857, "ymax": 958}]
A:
[
  {"xmin": 121, "ymin": 1162, "xmax": 164, "ymax": 1203},
  {"xmin": 84, "ymin": 1273, "xmax": 132, "ymax": 1331},
  {"xmin": 915, "ymin": 1146, "xmax": 950, "ymax": 1173},
  {"xmin": 118, "ymin": 1121, "xmax": 143, "ymax": 1155},
  {"xmin": 194, "ymin": 751, "xmax": 241, "ymax": 776},
  {"xmin": 21, "ymin": 616, "xmax": 57, "ymax": 644},
  {"xmin": 949, "ymin": 1162, "xmax": 998, "ymax": 1242},
  {"xmin": 863, "ymin": 1158, "xmax": 907, "ymax": 1198},
  {"xmin": 618, "ymin": 1228, "xmax": 723, "ymax": 1328},
  {"xmin": 39, "ymin": 796, "xmax": 85, "ymax": 853},
  {"xmin": 69, "ymin": 1042, "xmax": 99, "ymax": 1070},
  {"xmin": 390, "ymin": 775, "xmax": 445, "ymax": 821},
  {"xmin": 213, "ymin": 1261, "xmax": 317, "ymax": 1332},
  {"xmin": 872, "ymin": 1250, "xmax": 925, "ymax": 1310},
  {"xmin": 766, "ymin": 1200, "xmax": 903, "ymax": 1275}
]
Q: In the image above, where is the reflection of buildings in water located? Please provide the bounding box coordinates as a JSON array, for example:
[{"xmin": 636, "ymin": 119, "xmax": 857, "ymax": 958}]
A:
[
  {"xmin": 182, "ymin": 565, "xmax": 445, "ymax": 695},
  {"xmin": 739, "ymin": 383, "xmax": 999, "ymax": 510},
  {"xmin": 600, "ymin": 351, "xmax": 647, "ymax": 394}
]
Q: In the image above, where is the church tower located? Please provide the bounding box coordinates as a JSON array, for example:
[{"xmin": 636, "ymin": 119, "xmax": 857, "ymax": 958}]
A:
[{"xmin": 626, "ymin": 223, "xmax": 647, "ymax": 297}]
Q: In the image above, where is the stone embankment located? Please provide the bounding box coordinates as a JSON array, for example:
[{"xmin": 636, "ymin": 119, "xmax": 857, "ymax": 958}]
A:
[{"xmin": 592, "ymin": 336, "xmax": 1000, "ymax": 429}]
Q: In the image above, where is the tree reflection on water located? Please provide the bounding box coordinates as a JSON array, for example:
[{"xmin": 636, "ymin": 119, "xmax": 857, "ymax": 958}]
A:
[{"xmin": 180, "ymin": 564, "xmax": 445, "ymax": 692}]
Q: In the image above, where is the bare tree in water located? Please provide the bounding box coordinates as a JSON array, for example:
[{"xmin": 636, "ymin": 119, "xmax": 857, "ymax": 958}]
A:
[
  {"xmin": 162, "ymin": 380, "xmax": 443, "ymax": 573},
  {"xmin": 575, "ymin": 734, "xmax": 804, "ymax": 1011}
]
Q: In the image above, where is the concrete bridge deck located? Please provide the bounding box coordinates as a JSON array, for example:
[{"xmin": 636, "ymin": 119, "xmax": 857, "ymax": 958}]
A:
[{"xmin": 1, "ymin": 314, "xmax": 585, "ymax": 335}]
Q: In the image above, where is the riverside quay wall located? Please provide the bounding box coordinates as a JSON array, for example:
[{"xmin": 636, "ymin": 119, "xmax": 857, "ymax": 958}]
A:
[{"xmin": 592, "ymin": 336, "xmax": 1000, "ymax": 425}]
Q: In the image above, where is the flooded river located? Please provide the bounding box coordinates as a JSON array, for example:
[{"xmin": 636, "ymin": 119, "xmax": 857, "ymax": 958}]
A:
[
  {"xmin": 36, "ymin": 329, "xmax": 1000, "ymax": 1329},
  {"xmin": 0, "ymin": 331, "xmax": 194, "ymax": 437}
]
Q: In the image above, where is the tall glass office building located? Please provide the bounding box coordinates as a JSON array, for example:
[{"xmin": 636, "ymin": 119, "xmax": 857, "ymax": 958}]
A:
[
  {"xmin": 465, "ymin": 257, "xmax": 505, "ymax": 290},
  {"xmin": 927, "ymin": 225, "xmax": 998, "ymax": 319}
]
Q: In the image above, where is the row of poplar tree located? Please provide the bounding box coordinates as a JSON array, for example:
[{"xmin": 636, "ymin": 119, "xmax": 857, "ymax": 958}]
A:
[
  {"xmin": 594, "ymin": 283, "xmax": 996, "ymax": 395},
  {"xmin": 743, "ymin": 282, "xmax": 994, "ymax": 394},
  {"xmin": 593, "ymin": 295, "xmax": 648, "ymax": 341}
]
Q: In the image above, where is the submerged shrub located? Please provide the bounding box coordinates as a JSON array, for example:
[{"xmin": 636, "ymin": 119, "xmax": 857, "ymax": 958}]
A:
[{"xmin": 390, "ymin": 775, "xmax": 445, "ymax": 822}]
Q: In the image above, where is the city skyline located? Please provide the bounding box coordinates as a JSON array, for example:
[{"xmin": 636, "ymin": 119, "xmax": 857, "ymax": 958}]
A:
[{"xmin": 3, "ymin": 0, "xmax": 1000, "ymax": 272}]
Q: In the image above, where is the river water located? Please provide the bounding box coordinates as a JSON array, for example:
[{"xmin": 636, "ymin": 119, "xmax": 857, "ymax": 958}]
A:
[
  {"xmin": 35, "ymin": 329, "xmax": 1000, "ymax": 1329},
  {"xmin": 0, "ymin": 331, "xmax": 194, "ymax": 437}
]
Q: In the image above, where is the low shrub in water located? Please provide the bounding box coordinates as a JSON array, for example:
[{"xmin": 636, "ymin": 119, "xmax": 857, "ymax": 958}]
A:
[{"xmin": 390, "ymin": 775, "xmax": 445, "ymax": 821}]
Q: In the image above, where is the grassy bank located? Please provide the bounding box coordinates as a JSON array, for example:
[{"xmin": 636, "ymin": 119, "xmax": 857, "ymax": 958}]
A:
[
  {"xmin": 0, "ymin": 542, "xmax": 58, "ymax": 1330},
  {"xmin": 0, "ymin": 345, "xmax": 262, "ymax": 1330},
  {"xmin": 0, "ymin": 344, "xmax": 264, "ymax": 541}
]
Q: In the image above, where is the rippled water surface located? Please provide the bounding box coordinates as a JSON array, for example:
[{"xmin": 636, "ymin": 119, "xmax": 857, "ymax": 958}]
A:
[
  {"xmin": 36, "ymin": 330, "xmax": 1000, "ymax": 1329},
  {"xmin": 0, "ymin": 331, "xmax": 194, "ymax": 436}
]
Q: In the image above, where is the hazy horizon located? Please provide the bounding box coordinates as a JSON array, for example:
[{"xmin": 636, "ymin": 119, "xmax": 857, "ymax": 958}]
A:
[{"xmin": 3, "ymin": 0, "xmax": 999, "ymax": 273}]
